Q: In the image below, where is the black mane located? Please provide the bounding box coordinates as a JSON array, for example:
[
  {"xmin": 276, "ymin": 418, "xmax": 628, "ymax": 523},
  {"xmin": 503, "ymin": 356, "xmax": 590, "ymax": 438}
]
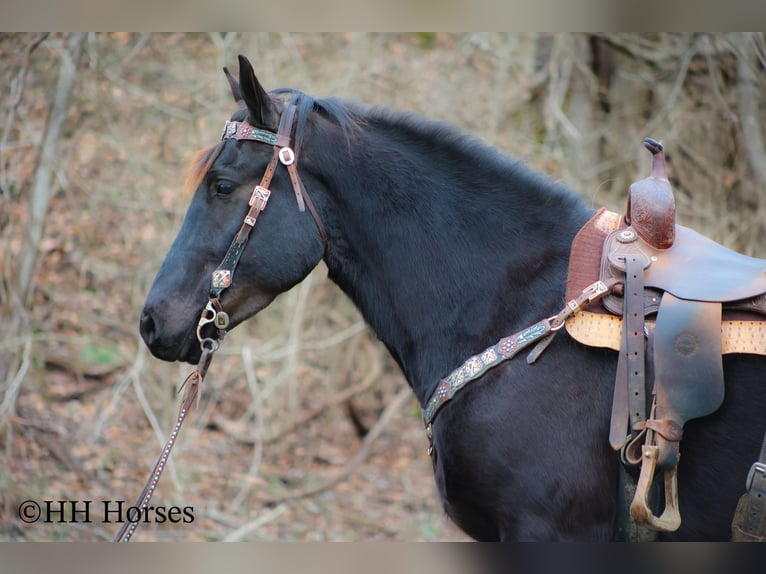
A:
[{"xmin": 274, "ymin": 86, "xmax": 583, "ymax": 215}]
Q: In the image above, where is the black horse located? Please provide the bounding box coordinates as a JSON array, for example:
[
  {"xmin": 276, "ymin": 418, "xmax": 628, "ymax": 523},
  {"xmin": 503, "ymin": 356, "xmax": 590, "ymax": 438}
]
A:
[{"xmin": 139, "ymin": 55, "xmax": 766, "ymax": 541}]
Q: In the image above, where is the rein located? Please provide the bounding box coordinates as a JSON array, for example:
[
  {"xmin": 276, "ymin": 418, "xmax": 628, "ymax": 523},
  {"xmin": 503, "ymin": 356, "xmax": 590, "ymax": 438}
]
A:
[{"xmin": 114, "ymin": 102, "xmax": 323, "ymax": 541}]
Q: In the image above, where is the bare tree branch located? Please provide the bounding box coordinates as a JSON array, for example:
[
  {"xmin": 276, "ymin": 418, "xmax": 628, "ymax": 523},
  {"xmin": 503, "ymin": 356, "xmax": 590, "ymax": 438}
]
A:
[
  {"xmin": 16, "ymin": 33, "xmax": 85, "ymax": 306},
  {"xmin": 252, "ymin": 385, "xmax": 413, "ymax": 505},
  {"xmin": 0, "ymin": 33, "xmax": 49, "ymax": 199},
  {"xmin": 731, "ymin": 32, "xmax": 766, "ymax": 190}
]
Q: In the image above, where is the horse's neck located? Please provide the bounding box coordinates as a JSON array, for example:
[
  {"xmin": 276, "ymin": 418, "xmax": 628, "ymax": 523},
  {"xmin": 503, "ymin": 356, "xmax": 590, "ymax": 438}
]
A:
[{"xmin": 321, "ymin": 131, "xmax": 591, "ymax": 404}]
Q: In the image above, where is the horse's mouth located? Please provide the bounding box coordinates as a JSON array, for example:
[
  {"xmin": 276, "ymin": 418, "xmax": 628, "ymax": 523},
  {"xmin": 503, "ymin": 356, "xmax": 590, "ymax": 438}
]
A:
[
  {"xmin": 140, "ymin": 305, "xmax": 213, "ymax": 365},
  {"xmin": 141, "ymin": 289, "xmax": 275, "ymax": 366},
  {"xmin": 145, "ymin": 332, "xmax": 203, "ymax": 364}
]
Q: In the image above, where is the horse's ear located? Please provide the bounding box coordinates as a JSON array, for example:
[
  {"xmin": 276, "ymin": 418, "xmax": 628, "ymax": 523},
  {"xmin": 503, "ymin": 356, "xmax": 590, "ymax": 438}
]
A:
[
  {"xmin": 237, "ymin": 54, "xmax": 279, "ymax": 130},
  {"xmin": 223, "ymin": 66, "xmax": 242, "ymax": 103}
]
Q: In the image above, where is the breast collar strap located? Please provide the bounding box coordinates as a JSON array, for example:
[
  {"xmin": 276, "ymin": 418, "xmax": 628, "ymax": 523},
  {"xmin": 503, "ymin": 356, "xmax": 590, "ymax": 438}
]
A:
[{"xmin": 422, "ymin": 279, "xmax": 614, "ymax": 455}]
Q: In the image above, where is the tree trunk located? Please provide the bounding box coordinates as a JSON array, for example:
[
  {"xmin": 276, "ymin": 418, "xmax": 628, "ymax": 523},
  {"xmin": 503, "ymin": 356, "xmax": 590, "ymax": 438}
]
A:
[{"xmin": 732, "ymin": 33, "xmax": 766, "ymax": 191}]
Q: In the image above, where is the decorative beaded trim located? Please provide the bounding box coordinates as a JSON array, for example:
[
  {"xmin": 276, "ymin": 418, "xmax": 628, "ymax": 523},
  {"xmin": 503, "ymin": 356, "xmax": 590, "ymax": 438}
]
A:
[
  {"xmin": 221, "ymin": 120, "xmax": 280, "ymax": 145},
  {"xmin": 422, "ymin": 320, "xmax": 551, "ymax": 424},
  {"xmin": 422, "ymin": 280, "xmax": 613, "ymax": 427}
]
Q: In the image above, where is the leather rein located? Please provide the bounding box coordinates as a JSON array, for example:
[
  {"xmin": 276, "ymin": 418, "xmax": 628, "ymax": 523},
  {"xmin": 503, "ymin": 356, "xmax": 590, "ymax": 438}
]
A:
[{"xmin": 114, "ymin": 103, "xmax": 325, "ymax": 542}]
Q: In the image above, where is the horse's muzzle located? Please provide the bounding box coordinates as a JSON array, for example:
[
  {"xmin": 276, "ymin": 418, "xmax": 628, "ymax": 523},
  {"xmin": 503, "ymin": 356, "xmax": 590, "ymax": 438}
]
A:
[{"xmin": 139, "ymin": 304, "xmax": 202, "ymax": 363}]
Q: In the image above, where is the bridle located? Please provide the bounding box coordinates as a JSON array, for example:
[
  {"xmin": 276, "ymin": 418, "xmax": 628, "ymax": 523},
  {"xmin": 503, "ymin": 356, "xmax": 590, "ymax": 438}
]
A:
[
  {"xmin": 198, "ymin": 101, "xmax": 327, "ymax": 361},
  {"xmin": 114, "ymin": 102, "xmax": 325, "ymax": 542}
]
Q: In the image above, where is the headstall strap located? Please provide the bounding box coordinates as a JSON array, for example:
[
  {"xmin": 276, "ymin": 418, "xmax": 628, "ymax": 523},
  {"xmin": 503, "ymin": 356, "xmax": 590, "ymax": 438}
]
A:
[{"xmin": 211, "ymin": 103, "xmax": 327, "ymax": 303}]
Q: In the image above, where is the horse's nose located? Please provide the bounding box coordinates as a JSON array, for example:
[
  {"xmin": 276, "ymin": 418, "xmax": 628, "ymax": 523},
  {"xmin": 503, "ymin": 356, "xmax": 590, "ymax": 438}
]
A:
[{"xmin": 139, "ymin": 305, "xmax": 159, "ymax": 347}]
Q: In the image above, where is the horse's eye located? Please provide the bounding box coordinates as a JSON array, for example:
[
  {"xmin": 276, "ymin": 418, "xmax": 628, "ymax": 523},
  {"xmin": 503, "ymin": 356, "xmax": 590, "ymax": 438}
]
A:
[{"xmin": 215, "ymin": 181, "xmax": 236, "ymax": 195}]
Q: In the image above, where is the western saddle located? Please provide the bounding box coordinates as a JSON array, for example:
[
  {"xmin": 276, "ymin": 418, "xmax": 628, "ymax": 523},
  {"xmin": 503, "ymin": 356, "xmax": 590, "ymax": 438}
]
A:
[{"xmin": 566, "ymin": 138, "xmax": 766, "ymax": 541}]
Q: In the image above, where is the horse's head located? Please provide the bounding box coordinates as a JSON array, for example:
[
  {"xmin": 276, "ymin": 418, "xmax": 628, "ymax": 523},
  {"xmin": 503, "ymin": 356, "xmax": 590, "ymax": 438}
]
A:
[{"xmin": 140, "ymin": 56, "xmax": 326, "ymax": 363}]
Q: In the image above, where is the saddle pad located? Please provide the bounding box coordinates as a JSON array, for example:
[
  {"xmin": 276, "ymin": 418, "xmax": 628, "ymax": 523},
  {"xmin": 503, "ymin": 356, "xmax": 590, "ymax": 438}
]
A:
[
  {"xmin": 566, "ymin": 208, "xmax": 624, "ymax": 304},
  {"xmin": 565, "ymin": 311, "xmax": 766, "ymax": 356}
]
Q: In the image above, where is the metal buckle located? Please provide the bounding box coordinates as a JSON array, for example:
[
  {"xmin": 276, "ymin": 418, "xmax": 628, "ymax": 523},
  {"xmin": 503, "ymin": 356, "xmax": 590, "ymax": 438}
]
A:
[
  {"xmin": 424, "ymin": 423, "xmax": 434, "ymax": 456},
  {"xmin": 557, "ymin": 280, "xmax": 611, "ymax": 326},
  {"xmin": 248, "ymin": 185, "xmax": 271, "ymax": 207},
  {"xmin": 746, "ymin": 462, "xmax": 766, "ymax": 491},
  {"xmin": 279, "ymin": 147, "xmax": 295, "ymax": 166},
  {"xmin": 547, "ymin": 314, "xmax": 567, "ymax": 332},
  {"xmin": 221, "ymin": 120, "xmax": 238, "ymax": 140},
  {"xmin": 584, "ymin": 280, "xmax": 610, "ymax": 302}
]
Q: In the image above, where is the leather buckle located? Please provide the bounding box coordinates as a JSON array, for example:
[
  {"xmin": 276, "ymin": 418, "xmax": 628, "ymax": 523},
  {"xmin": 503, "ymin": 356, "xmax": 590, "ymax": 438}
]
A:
[
  {"xmin": 746, "ymin": 462, "xmax": 766, "ymax": 492},
  {"xmin": 249, "ymin": 185, "xmax": 271, "ymax": 207}
]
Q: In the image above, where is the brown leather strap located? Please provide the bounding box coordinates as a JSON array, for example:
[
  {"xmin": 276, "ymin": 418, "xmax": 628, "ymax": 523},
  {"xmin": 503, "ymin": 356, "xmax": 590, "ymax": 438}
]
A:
[
  {"xmin": 300, "ymin": 180, "xmax": 328, "ymax": 244},
  {"xmin": 732, "ymin": 432, "xmax": 766, "ymax": 541},
  {"xmin": 610, "ymin": 347, "xmax": 631, "ymax": 450},
  {"xmin": 275, "ymin": 104, "xmax": 327, "ymax": 243},
  {"xmin": 422, "ymin": 280, "xmax": 613, "ymax": 427},
  {"xmin": 625, "ymin": 255, "xmax": 647, "ymax": 431},
  {"xmin": 286, "ymin": 162, "xmax": 306, "ymax": 211},
  {"xmin": 222, "ymin": 120, "xmax": 291, "ymax": 148},
  {"xmin": 114, "ymin": 342, "xmax": 217, "ymax": 542}
]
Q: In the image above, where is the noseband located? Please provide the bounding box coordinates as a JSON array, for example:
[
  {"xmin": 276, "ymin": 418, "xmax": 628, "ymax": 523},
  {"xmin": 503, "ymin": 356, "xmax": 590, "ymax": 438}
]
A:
[{"xmin": 114, "ymin": 103, "xmax": 326, "ymax": 542}]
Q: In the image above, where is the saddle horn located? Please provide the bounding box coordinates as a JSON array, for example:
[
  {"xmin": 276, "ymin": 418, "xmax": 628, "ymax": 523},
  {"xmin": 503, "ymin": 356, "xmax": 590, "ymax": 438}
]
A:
[{"xmin": 625, "ymin": 137, "xmax": 676, "ymax": 250}]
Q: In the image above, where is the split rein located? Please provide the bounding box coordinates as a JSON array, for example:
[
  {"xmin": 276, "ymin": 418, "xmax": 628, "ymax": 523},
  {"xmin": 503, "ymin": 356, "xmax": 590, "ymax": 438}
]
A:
[{"xmin": 113, "ymin": 103, "xmax": 324, "ymax": 541}]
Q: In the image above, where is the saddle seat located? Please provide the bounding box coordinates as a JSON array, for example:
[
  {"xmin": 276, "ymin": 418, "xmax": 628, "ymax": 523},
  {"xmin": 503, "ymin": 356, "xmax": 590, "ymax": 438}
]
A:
[
  {"xmin": 604, "ymin": 223, "xmax": 766, "ymax": 304},
  {"xmin": 564, "ymin": 138, "xmax": 766, "ymax": 537}
]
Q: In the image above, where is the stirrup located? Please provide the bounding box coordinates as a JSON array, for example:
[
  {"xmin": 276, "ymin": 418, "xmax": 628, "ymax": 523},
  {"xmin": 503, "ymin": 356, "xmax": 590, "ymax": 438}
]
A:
[{"xmin": 629, "ymin": 443, "xmax": 681, "ymax": 531}]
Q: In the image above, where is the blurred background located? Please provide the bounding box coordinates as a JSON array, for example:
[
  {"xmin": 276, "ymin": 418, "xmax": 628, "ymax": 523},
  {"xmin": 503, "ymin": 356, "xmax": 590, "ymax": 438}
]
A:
[{"xmin": 0, "ymin": 32, "xmax": 764, "ymax": 541}]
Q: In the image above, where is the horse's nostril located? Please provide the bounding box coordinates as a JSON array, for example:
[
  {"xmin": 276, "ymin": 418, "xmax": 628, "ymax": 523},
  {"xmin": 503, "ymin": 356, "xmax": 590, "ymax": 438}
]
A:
[{"xmin": 139, "ymin": 307, "xmax": 157, "ymax": 345}]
